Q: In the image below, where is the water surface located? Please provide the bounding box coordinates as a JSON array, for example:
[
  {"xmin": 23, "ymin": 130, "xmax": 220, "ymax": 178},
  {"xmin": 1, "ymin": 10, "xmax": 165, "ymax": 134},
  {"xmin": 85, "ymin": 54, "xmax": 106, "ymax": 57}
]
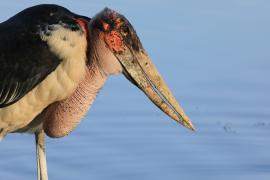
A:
[{"xmin": 0, "ymin": 1, "xmax": 270, "ymax": 180}]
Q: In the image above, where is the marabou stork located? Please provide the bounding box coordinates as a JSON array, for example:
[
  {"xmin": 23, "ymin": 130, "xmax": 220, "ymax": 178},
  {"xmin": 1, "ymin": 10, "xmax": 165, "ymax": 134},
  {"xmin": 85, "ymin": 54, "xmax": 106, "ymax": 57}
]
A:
[{"xmin": 0, "ymin": 4, "xmax": 195, "ymax": 180}]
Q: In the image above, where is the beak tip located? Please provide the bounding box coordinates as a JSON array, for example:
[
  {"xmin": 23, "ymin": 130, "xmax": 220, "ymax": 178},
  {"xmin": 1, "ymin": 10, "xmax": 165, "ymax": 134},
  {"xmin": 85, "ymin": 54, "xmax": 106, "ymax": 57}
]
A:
[
  {"xmin": 177, "ymin": 115, "xmax": 196, "ymax": 132},
  {"xmin": 185, "ymin": 123, "xmax": 196, "ymax": 132},
  {"xmin": 179, "ymin": 117, "xmax": 196, "ymax": 132},
  {"xmin": 190, "ymin": 126, "xmax": 196, "ymax": 132}
]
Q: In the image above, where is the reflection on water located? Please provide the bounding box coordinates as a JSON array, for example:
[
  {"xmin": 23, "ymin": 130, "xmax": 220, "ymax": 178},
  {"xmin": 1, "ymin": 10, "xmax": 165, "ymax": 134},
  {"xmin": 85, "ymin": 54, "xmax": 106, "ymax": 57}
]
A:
[{"xmin": 1, "ymin": 1, "xmax": 270, "ymax": 180}]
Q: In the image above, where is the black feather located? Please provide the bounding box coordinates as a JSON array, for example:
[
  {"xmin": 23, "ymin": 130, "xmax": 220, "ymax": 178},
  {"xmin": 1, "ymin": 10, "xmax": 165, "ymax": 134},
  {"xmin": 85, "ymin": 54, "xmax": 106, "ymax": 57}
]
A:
[{"xmin": 0, "ymin": 4, "xmax": 89, "ymax": 107}]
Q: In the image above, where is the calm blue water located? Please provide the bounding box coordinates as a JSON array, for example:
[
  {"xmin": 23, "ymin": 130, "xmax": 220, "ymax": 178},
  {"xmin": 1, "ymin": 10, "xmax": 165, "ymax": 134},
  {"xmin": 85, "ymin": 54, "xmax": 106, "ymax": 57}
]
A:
[{"xmin": 1, "ymin": 1, "xmax": 270, "ymax": 180}]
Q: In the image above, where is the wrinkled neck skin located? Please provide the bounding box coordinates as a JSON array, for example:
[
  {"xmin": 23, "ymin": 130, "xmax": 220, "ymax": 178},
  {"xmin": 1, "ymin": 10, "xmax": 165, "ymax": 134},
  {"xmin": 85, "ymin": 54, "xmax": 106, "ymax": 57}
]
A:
[{"xmin": 43, "ymin": 35, "xmax": 122, "ymax": 138}]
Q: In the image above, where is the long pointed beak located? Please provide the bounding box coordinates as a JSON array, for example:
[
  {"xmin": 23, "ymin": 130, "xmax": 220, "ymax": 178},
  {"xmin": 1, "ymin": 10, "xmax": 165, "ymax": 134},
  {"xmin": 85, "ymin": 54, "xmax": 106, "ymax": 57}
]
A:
[{"xmin": 115, "ymin": 48, "xmax": 195, "ymax": 131}]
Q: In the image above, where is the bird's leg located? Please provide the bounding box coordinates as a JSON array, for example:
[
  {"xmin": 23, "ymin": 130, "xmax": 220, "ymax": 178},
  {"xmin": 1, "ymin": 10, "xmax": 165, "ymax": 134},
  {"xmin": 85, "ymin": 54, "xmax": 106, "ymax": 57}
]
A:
[{"xmin": 35, "ymin": 129, "xmax": 48, "ymax": 180}]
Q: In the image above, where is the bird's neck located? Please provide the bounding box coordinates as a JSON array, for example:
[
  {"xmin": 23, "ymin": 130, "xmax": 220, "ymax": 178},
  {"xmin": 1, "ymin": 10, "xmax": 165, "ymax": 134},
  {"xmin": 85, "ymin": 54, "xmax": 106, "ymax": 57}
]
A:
[{"xmin": 43, "ymin": 58, "xmax": 108, "ymax": 138}]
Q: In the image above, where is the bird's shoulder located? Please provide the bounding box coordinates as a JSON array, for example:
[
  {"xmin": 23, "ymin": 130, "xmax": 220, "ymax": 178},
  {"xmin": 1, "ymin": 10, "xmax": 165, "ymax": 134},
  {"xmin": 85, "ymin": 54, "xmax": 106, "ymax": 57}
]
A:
[{"xmin": 0, "ymin": 19, "xmax": 62, "ymax": 108}]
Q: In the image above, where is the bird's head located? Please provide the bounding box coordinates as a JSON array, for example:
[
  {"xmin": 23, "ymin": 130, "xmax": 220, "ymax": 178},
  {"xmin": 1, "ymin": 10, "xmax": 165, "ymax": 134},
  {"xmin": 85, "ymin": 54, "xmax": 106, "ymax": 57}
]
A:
[{"xmin": 88, "ymin": 8, "xmax": 195, "ymax": 131}]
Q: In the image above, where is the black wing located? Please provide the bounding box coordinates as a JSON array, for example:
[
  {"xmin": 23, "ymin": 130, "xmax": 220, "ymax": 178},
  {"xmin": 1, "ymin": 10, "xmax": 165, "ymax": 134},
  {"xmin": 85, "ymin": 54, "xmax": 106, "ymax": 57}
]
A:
[{"xmin": 0, "ymin": 16, "xmax": 61, "ymax": 108}]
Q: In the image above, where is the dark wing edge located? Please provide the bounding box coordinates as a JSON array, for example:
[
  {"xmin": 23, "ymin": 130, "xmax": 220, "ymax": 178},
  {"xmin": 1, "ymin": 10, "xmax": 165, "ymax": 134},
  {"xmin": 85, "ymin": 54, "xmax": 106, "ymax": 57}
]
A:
[
  {"xmin": 0, "ymin": 31, "xmax": 61, "ymax": 108},
  {"xmin": 0, "ymin": 66, "xmax": 59, "ymax": 108},
  {"xmin": 0, "ymin": 6, "xmax": 68, "ymax": 108}
]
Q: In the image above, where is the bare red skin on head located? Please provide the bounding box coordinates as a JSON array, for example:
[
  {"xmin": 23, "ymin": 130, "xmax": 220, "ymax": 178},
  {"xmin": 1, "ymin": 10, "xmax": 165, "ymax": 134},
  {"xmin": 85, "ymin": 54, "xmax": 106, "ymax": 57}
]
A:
[
  {"xmin": 103, "ymin": 30, "xmax": 126, "ymax": 53},
  {"xmin": 99, "ymin": 19, "xmax": 126, "ymax": 54}
]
